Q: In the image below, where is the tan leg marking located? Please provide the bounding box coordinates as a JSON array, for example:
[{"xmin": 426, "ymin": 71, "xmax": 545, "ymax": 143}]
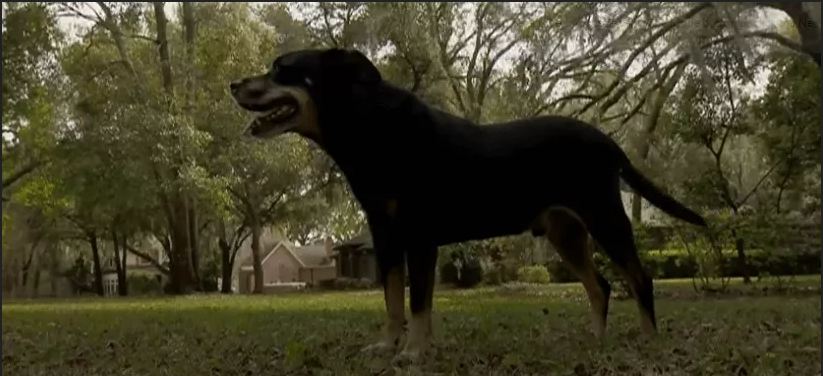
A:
[
  {"xmin": 361, "ymin": 266, "xmax": 406, "ymax": 354},
  {"xmin": 540, "ymin": 207, "xmax": 610, "ymax": 339}
]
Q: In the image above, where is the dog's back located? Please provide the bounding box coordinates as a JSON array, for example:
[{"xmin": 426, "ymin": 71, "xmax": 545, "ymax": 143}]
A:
[{"xmin": 392, "ymin": 108, "xmax": 628, "ymax": 244}]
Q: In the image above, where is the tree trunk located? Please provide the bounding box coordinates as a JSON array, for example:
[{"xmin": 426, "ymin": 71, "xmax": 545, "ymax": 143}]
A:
[
  {"xmin": 250, "ymin": 214, "xmax": 264, "ymax": 294},
  {"xmin": 120, "ymin": 235, "xmax": 128, "ymax": 296},
  {"xmin": 32, "ymin": 270, "xmax": 41, "ymax": 298},
  {"xmin": 217, "ymin": 219, "xmax": 233, "ymax": 294},
  {"xmin": 169, "ymin": 195, "xmax": 197, "ymax": 294},
  {"xmin": 220, "ymin": 249, "xmax": 233, "ymax": 294},
  {"xmin": 153, "ymin": 1, "xmax": 199, "ymax": 295},
  {"xmin": 20, "ymin": 238, "xmax": 40, "ymax": 290},
  {"xmin": 32, "ymin": 254, "xmax": 42, "ymax": 298},
  {"xmin": 153, "ymin": 2, "xmax": 174, "ymax": 94},
  {"xmin": 631, "ymin": 193, "xmax": 643, "ymax": 224},
  {"xmin": 182, "ymin": 2, "xmax": 196, "ymax": 113},
  {"xmin": 48, "ymin": 246, "xmax": 60, "ymax": 297},
  {"xmin": 181, "ymin": 2, "xmax": 201, "ymax": 291},
  {"xmin": 219, "ymin": 237, "xmax": 233, "ymax": 294},
  {"xmin": 89, "ymin": 231, "xmax": 104, "ymax": 296},
  {"xmin": 631, "ymin": 63, "xmax": 687, "ymax": 223},
  {"xmin": 186, "ymin": 199, "xmax": 202, "ymax": 290},
  {"xmin": 112, "ymin": 230, "xmax": 123, "ymax": 294},
  {"xmin": 112, "ymin": 230, "xmax": 128, "ymax": 296},
  {"xmin": 730, "ymin": 229, "xmax": 750, "ymax": 284}
]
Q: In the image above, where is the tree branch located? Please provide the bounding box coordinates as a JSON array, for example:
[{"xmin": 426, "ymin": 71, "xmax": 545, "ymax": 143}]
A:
[
  {"xmin": 125, "ymin": 243, "xmax": 170, "ymax": 275},
  {"xmin": 125, "ymin": 33, "xmax": 158, "ymax": 44},
  {"xmin": 755, "ymin": 2, "xmax": 821, "ymax": 66},
  {"xmin": 576, "ymin": 3, "xmax": 711, "ymax": 116},
  {"xmin": 737, "ymin": 162, "xmax": 780, "ymax": 207},
  {"xmin": 2, "ymin": 160, "xmax": 44, "ymax": 188}
]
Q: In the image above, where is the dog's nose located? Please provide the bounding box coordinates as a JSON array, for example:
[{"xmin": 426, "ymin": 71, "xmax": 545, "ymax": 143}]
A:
[{"xmin": 229, "ymin": 80, "xmax": 243, "ymax": 92}]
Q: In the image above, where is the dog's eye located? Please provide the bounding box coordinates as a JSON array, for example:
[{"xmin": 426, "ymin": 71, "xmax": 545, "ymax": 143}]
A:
[{"xmin": 304, "ymin": 77, "xmax": 314, "ymax": 87}]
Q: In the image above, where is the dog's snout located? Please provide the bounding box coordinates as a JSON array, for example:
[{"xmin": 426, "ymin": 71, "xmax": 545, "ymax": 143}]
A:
[{"xmin": 230, "ymin": 79, "xmax": 244, "ymax": 93}]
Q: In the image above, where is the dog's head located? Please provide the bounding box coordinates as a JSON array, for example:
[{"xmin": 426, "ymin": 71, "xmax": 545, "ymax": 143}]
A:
[{"xmin": 230, "ymin": 48, "xmax": 382, "ymax": 140}]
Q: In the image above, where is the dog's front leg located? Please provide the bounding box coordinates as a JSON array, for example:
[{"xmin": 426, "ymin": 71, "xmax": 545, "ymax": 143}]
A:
[
  {"xmin": 394, "ymin": 245, "xmax": 437, "ymax": 365},
  {"xmin": 362, "ymin": 265, "xmax": 406, "ymax": 354}
]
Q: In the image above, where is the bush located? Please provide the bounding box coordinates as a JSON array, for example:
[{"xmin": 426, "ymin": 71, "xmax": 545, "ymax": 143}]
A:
[
  {"xmin": 318, "ymin": 277, "xmax": 376, "ymax": 291},
  {"xmin": 199, "ymin": 260, "xmax": 220, "ymax": 293},
  {"xmin": 440, "ymin": 251, "xmax": 484, "ymax": 288},
  {"xmin": 455, "ymin": 257, "xmax": 484, "ymax": 288},
  {"xmin": 483, "ymin": 267, "xmax": 505, "ymax": 286},
  {"xmin": 129, "ymin": 274, "xmax": 163, "ymax": 295},
  {"xmin": 545, "ymin": 259, "xmax": 576, "ymax": 283},
  {"xmin": 516, "ymin": 265, "xmax": 551, "ymax": 284},
  {"xmin": 440, "ymin": 262, "xmax": 459, "ymax": 285},
  {"xmin": 545, "ymin": 248, "xmax": 819, "ymax": 283}
]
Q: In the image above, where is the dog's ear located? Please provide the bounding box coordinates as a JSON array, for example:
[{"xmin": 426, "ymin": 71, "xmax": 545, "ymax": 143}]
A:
[{"xmin": 324, "ymin": 49, "xmax": 382, "ymax": 85}]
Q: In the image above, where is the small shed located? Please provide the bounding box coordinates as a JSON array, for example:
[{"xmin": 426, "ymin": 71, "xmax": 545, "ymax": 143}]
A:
[{"xmin": 332, "ymin": 232, "xmax": 378, "ymax": 283}]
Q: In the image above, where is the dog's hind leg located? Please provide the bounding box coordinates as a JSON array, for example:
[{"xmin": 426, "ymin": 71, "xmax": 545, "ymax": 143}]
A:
[
  {"xmin": 539, "ymin": 207, "xmax": 611, "ymax": 339},
  {"xmin": 584, "ymin": 199, "xmax": 657, "ymax": 335},
  {"xmin": 394, "ymin": 244, "xmax": 437, "ymax": 364}
]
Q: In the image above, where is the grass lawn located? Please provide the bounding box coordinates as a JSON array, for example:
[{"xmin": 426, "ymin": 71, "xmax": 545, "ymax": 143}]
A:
[{"xmin": 3, "ymin": 276, "xmax": 820, "ymax": 376}]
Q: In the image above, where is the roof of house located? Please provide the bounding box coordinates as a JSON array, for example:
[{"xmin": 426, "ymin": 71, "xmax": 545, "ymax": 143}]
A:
[
  {"xmin": 239, "ymin": 237, "xmax": 284, "ymax": 268},
  {"xmin": 241, "ymin": 241, "xmax": 333, "ymax": 270},
  {"xmin": 293, "ymin": 245, "xmax": 332, "ymax": 267},
  {"xmin": 334, "ymin": 231, "xmax": 373, "ymax": 250}
]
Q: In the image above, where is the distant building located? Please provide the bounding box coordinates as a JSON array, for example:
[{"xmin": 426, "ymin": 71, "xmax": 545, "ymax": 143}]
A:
[
  {"xmin": 331, "ymin": 232, "xmax": 378, "ymax": 283},
  {"xmin": 237, "ymin": 238, "xmax": 336, "ymax": 293}
]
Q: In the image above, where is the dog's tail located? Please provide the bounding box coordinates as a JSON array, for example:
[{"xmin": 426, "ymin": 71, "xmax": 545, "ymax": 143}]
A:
[{"xmin": 620, "ymin": 159, "xmax": 707, "ymax": 227}]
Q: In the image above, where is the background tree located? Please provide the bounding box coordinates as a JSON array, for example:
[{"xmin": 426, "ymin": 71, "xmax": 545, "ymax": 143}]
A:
[{"xmin": 3, "ymin": 2, "xmax": 819, "ymax": 297}]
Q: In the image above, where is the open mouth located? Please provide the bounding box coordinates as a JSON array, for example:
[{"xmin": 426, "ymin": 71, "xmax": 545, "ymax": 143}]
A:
[{"xmin": 246, "ymin": 95, "xmax": 300, "ymax": 137}]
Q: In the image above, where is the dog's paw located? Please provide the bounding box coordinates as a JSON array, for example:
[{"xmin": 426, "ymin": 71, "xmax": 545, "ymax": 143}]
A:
[
  {"xmin": 361, "ymin": 341, "xmax": 397, "ymax": 356},
  {"xmin": 391, "ymin": 348, "xmax": 422, "ymax": 367}
]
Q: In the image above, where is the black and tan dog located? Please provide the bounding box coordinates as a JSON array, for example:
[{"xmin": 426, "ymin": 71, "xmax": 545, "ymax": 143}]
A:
[{"xmin": 230, "ymin": 48, "xmax": 707, "ymax": 363}]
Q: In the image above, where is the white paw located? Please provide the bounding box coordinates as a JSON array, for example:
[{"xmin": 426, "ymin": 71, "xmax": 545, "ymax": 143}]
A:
[
  {"xmin": 361, "ymin": 340, "xmax": 397, "ymax": 355},
  {"xmin": 391, "ymin": 348, "xmax": 422, "ymax": 367}
]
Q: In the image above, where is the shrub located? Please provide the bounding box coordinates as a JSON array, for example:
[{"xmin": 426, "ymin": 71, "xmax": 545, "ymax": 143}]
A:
[
  {"xmin": 455, "ymin": 257, "xmax": 484, "ymax": 288},
  {"xmin": 129, "ymin": 274, "xmax": 163, "ymax": 295},
  {"xmin": 545, "ymin": 259, "xmax": 576, "ymax": 283},
  {"xmin": 483, "ymin": 267, "xmax": 505, "ymax": 286},
  {"xmin": 199, "ymin": 260, "xmax": 220, "ymax": 293},
  {"xmin": 439, "ymin": 250, "xmax": 484, "ymax": 288},
  {"xmin": 439, "ymin": 262, "xmax": 459, "ymax": 285},
  {"xmin": 516, "ymin": 265, "xmax": 551, "ymax": 284},
  {"xmin": 544, "ymin": 247, "xmax": 818, "ymax": 284},
  {"xmin": 318, "ymin": 277, "xmax": 376, "ymax": 291}
]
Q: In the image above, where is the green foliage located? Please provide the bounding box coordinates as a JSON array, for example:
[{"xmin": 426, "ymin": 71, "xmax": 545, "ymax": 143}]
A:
[
  {"xmin": 2, "ymin": 3, "xmax": 63, "ymax": 143},
  {"xmin": 13, "ymin": 174, "xmax": 70, "ymax": 219},
  {"xmin": 439, "ymin": 262, "xmax": 458, "ymax": 285},
  {"xmin": 3, "ymin": 2, "xmax": 820, "ymax": 299},
  {"xmin": 516, "ymin": 265, "xmax": 551, "ymax": 284},
  {"xmin": 440, "ymin": 250, "xmax": 484, "ymax": 288},
  {"xmin": 548, "ymin": 244, "xmax": 819, "ymax": 284},
  {"xmin": 199, "ymin": 258, "xmax": 220, "ymax": 293},
  {"xmin": 318, "ymin": 277, "xmax": 376, "ymax": 291},
  {"xmin": 127, "ymin": 274, "xmax": 163, "ymax": 296},
  {"xmin": 752, "ymin": 53, "xmax": 822, "ymax": 213},
  {"xmin": 63, "ymin": 254, "xmax": 92, "ymax": 294}
]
